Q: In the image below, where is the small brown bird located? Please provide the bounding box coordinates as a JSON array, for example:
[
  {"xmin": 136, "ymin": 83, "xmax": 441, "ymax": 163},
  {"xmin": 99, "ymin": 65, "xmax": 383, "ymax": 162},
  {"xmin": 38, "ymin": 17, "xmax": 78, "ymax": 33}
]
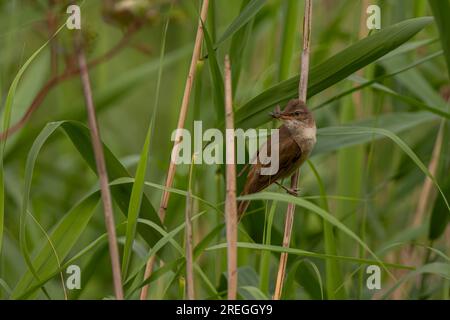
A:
[{"xmin": 238, "ymin": 99, "xmax": 317, "ymax": 219}]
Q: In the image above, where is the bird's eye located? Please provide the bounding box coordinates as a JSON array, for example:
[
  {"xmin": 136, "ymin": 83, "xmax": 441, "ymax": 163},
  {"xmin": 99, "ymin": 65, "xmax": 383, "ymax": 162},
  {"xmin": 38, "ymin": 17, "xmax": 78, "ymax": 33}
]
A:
[{"xmin": 294, "ymin": 111, "xmax": 301, "ymax": 116}]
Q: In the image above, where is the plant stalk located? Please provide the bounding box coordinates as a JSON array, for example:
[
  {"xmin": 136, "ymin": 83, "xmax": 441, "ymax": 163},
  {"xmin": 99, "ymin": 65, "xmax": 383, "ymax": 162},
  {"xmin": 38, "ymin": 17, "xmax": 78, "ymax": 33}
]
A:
[
  {"xmin": 224, "ymin": 55, "xmax": 238, "ymax": 300},
  {"xmin": 141, "ymin": 0, "xmax": 209, "ymax": 299},
  {"xmin": 273, "ymin": 0, "xmax": 312, "ymax": 300},
  {"xmin": 76, "ymin": 34, "xmax": 123, "ymax": 300}
]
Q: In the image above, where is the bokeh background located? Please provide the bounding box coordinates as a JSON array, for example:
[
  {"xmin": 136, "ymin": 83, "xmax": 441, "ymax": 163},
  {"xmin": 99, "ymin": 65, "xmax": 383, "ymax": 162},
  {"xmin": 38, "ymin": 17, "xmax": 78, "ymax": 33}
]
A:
[{"xmin": 0, "ymin": 0, "xmax": 449, "ymax": 300}]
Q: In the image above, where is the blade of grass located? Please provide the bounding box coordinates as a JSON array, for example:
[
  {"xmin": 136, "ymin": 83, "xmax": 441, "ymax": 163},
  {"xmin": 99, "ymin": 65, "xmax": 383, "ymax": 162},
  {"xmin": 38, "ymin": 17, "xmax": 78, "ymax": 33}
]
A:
[
  {"xmin": 16, "ymin": 174, "xmax": 220, "ymax": 299},
  {"xmin": 230, "ymin": 0, "xmax": 254, "ymax": 94},
  {"xmin": 128, "ymin": 223, "xmax": 224, "ymax": 297},
  {"xmin": 428, "ymin": 0, "xmax": 450, "ymax": 240},
  {"xmin": 429, "ymin": 0, "xmax": 450, "ymax": 71},
  {"xmin": 19, "ymin": 122, "xmax": 62, "ymax": 299},
  {"xmin": 207, "ymin": 242, "xmax": 414, "ymax": 271},
  {"xmin": 307, "ymin": 160, "xmax": 346, "ymax": 299},
  {"xmin": 283, "ymin": 259, "xmax": 324, "ymax": 300},
  {"xmin": 215, "ymin": 0, "xmax": 266, "ymax": 47},
  {"xmin": 122, "ymin": 6, "xmax": 172, "ymax": 279},
  {"xmin": 320, "ymin": 126, "xmax": 450, "ymax": 214},
  {"xmin": 61, "ymin": 121, "xmax": 164, "ymax": 247},
  {"xmin": 313, "ymin": 112, "xmax": 437, "ymax": 156},
  {"xmin": 348, "ymin": 73, "xmax": 450, "ymax": 119},
  {"xmin": 278, "ymin": 0, "xmax": 299, "ymax": 82},
  {"xmin": 1, "ymin": 22, "xmax": 64, "ymax": 264},
  {"xmin": 259, "ymin": 200, "xmax": 276, "ymax": 294},
  {"xmin": 126, "ymin": 212, "xmax": 209, "ymax": 294},
  {"xmin": 202, "ymin": 21, "xmax": 224, "ymax": 125},
  {"xmin": 235, "ymin": 17, "xmax": 433, "ymax": 129},
  {"xmin": 3, "ymin": 45, "xmax": 191, "ymax": 161},
  {"xmin": 381, "ymin": 56, "xmax": 448, "ymax": 110},
  {"xmin": 12, "ymin": 119, "xmax": 167, "ymax": 298},
  {"xmin": 313, "ymin": 51, "xmax": 447, "ymax": 115},
  {"xmin": 381, "ymin": 262, "xmax": 450, "ymax": 299},
  {"xmin": 28, "ymin": 212, "xmax": 67, "ymax": 300}
]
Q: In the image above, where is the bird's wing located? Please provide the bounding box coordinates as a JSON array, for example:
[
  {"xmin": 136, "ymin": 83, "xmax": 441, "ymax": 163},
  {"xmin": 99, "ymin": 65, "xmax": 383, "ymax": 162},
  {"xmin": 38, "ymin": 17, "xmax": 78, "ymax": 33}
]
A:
[{"xmin": 242, "ymin": 125, "xmax": 302, "ymax": 194}]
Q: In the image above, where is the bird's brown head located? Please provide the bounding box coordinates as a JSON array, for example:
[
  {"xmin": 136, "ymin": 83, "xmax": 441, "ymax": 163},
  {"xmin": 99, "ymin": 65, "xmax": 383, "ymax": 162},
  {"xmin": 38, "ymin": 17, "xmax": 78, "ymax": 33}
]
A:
[{"xmin": 270, "ymin": 99, "xmax": 314, "ymax": 126}]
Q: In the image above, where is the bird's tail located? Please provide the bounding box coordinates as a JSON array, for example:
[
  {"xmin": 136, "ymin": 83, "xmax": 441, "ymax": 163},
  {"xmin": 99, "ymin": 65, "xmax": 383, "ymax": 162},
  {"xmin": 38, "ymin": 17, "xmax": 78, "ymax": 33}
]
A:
[{"xmin": 237, "ymin": 200, "xmax": 250, "ymax": 221}]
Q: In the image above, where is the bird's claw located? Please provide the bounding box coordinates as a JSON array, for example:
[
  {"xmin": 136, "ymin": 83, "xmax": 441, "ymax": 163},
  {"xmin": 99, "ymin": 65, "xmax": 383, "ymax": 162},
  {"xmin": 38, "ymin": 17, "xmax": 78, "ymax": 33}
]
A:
[
  {"xmin": 276, "ymin": 182, "xmax": 300, "ymax": 196},
  {"xmin": 286, "ymin": 188, "xmax": 300, "ymax": 197}
]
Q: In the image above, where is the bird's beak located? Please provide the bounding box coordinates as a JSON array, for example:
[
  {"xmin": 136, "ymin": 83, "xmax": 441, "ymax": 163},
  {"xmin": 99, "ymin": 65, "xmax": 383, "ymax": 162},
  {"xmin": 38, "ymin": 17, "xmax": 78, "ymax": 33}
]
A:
[{"xmin": 271, "ymin": 111, "xmax": 291, "ymax": 120}]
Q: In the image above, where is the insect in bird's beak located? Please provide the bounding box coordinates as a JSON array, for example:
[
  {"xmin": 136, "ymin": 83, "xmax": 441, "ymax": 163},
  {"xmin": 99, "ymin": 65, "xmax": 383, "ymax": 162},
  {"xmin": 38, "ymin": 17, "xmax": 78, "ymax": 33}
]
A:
[
  {"xmin": 270, "ymin": 111, "xmax": 292, "ymax": 120},
  {"xmin": 269, "ymin": 105, "xmax": 282, "ymax": 119}
]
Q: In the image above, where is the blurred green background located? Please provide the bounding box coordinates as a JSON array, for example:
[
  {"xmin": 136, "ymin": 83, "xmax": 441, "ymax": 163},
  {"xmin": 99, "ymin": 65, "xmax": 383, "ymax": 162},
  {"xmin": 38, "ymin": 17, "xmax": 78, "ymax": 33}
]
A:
[{"xmin": 0, "ymin": 0, "xmax": 449, "ymax": 300}]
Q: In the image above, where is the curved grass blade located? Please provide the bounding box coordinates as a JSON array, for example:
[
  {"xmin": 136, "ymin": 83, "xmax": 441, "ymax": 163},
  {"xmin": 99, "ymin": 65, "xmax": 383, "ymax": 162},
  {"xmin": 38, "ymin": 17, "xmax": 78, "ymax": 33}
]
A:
[
  {"xmin": 353, "ymin": 76, "xmax": 450, "ymax": 119},
  {"xmin": 379, "ymin": 38, "xmax": 437, "ymax": 61},
  {"xmin": 124, "ymin": 212, "xmax": 206, "ymax": 295},
  {"xmin": 0, "ymin": 24, "xmax": 65, "ymax": 258},
  {"xmin": 14, "ymin": 192, "xmax": 100, "ymax": 298},
  {"xmin": 319, "ymin": 126, "xmax": 450, "ymax": 214},
  {"xmin": 127, "ymin": 223, "xmax": 224, "ymax": 297},
  {"xmin": 284, "ymin": 259, "xmax": 324, "ymax": 300},
  {"xmin": 125, "ymin": 210, "xmax": 206, "ymax": 286},
  {"xmin": 13, "ymin": 119, "xmax": 166, "ymax": 298},
  {"xmin": 307, "ymin": 160, "xmax": 345, "ymax": 299},
  {"xmin": 236, "ymin": 194, "xmax": 394, "ymax": 277},
  {"xmin": 4, "ymin": 46, "xmax": 191, "ymax": 161},
  {"xmin": 0, "ymin": 278, "xmax": 12, "ymax": 297},
  {"xmin": 19, "ymin": 208, "xmax": 207, "ymax": 299},
  {"xmin": 259, "ymin": 200, "xmax": 276, "ymax": 294},
  {"xmin": 278, "ymin": 0, "xmax": 299, "ymax": 82},
  {"xmin": 19, "ymin": 122, "xmax": 62, "ymax": 293},
  {"xmin": 16, "ymin": 221, "xmax": 127, "ymax": 299},
  {"xmin": 240, "ymin": 286, "xmax": 268, "ymax": 300},
  {"xmin": 121, "ymin": 126, "xmax": 152, "ymax": 277},
  {"xmin": 381, "ymin": 56, "xmax": 448, "ymax": 111},
  {"xmin": 428, "ymin": 0, "xmax": 450, "ymax": 240},
  {"xmin": 202, "ymin": 21, "xmax": 224, "ymax": 125},
  {"xmin": 207, "ymin": 241, "xmax": 414, "ymax": 271},
  {"xmin": 234, "ymin": 17, "xmax": 433, "ymax": 129},
  {"xmin": 313, "ymin": 51, "xmax": 448, "ymax": 117},
  {"xmin": 381, "ymin": 262, "xmax": 450, "ymax": 299},
  {"xmin": 15, "ymin": 173, "xmax": 224, "ymax": 299},
  {"xmin": 429, "ymin": 0, "xmax": 450, "ymax": 72},
  {"xmin": 58, "ymin": 121, "xmax": 163, "ymax": 247},
  {"xmin": 230, "ymin": 0, "xmax": 254, "ymax": 93},
  {"xmin": 112, "ymin": 177, "xmax": 221, "ymax": 214},
  {"xmin": 429, "ymin": 166, "xmax": 450, "ymax": 239},
  {"xmin": 313, "ymin": 112, "xmax": 438, "ymax": 156},
  {"xmin": 215, "ymin": 0, "xmax": 266, "ymax": 47},
  {"xmin": 28, "ymin": 212, "xmax": 67, "ymax": 299},
  {"xmin": 122, "ymin": 8, "xmax": 172, "ymax": 278}
]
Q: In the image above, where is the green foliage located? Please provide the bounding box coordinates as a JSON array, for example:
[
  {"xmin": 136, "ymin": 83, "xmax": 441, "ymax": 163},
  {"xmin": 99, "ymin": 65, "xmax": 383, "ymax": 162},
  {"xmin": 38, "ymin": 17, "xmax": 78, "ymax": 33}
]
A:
[
  {"xmin": 1, "ymin": 1, "xmax": 449, "ymax": 300},
  {"xmin": 428, "ymin": 0, "xmax": 450, "ymax": 240},
  {"xmin": 235, "ymin": 17, "xmax": 433, "ymax": 129}
]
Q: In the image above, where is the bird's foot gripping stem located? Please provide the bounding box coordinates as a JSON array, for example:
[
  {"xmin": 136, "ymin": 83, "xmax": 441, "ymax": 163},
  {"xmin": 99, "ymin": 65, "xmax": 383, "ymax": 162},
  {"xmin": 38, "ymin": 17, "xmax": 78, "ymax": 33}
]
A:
[{"xmin": 276, "ymin": 182, "xmax": 300, "ymax": 197}]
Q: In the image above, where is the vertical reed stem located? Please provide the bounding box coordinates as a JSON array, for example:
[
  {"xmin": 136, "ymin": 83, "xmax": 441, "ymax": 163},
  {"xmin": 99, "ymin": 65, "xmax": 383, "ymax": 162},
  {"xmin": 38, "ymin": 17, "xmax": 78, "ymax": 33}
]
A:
[
  {"xmin": 158, "ymin": 0, "xmax": 209, "ymax": 222},
  {"xmin": 185, "ymin": 192, "xmax": 195, "ymax": 299},
  {"xmin": 140, "ymin": 0, "xmax": 209, "ymax": 299},
  {"xmin": 224, "ymin": 55, "xmax": 238, "ymax": 300},
  {"xmin": 76, "ymin": 35, "xmax": 123, "ymax": 300},
  {"xmin": 185, "ymin": 155, "xmax": 196, "ymax": 300},
  {"xmin": 273, "ymin": 0, "xmax": 312, "ymax": 300}
]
